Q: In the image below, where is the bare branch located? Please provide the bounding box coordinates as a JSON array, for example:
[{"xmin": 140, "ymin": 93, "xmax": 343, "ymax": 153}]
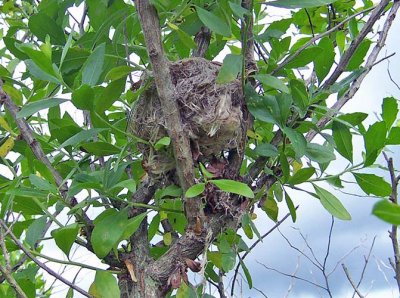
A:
[
  {"xmin": 231, "ymin": 209, "xmax": 297, "ymax": 295},
  {"xmin": 257, "ymin": 261, "xmax": 327, "ymax": 290},
  {"xmin": 342, "ymin": 264, "xmax": 365, "ymax": 298}
]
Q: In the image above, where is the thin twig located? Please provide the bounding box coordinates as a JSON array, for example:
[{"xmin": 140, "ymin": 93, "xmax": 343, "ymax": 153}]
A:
[
  {"xmin": 272, "ymin": 6, "xmax": 375, "ymax": 75},
  {"xmin": 342, "ymin": 264, "xmax": 365, "ymax": 298},
  {"xmin": 257, "ymin": 261, "xmax": 327, "ymax": 290},
  {"xmin": 230, "ymin": 209, "xmax": 297, "ymax": 295},
  {"xmin": 306, "ymin": 0, "xmax": 400, "ymax": 141},
  {"xmin": 0, "ymin": 220, "xmax": 92, "ymax": 298},
  {"xmin": 351, "ymin": 236, "xmax": 376, "ymax": 298}
]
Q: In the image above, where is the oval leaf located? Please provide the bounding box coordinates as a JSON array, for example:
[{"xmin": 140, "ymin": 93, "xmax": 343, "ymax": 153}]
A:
[
  {"xmin": 210, "ymin": 179, "xmax": 254, "ymax": 198},
  {"xmin": 373, "ymin": 200, "xmax": 400, "ymax": 225},
  {"xmin": 17, "ymin": 98, "xmax": 68, "ymax": 119},
  {"xmin": 353, "ymin": 173, "xmax": 392, "ymax": 197},
  {"xmin": 314, "ymin": 185, "xmax": 351, "ymax": 220},
  {"xmin": 196, "ymin": 6, "xmax": 231, "ymax": 37},
  {"xmin": 185, "ymin": 183, "xmax": 205, "ymax": 198}
]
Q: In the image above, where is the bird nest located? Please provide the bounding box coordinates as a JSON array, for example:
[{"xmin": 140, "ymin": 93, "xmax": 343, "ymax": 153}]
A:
[{"xmin": 128, "ymin": 57, "xmax": 245, "ymax": 175}]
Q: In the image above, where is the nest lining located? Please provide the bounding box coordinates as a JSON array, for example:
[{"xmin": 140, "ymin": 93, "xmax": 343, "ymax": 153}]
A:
[{"xmin": 128, "ymin": 57, "xmax": 245, "ymax": 175}]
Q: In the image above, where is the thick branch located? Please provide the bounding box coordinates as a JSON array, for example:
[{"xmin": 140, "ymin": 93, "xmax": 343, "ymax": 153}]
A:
[{"xmin": 135, "ymin": 0, "xmax": 203, "ymax": 225}]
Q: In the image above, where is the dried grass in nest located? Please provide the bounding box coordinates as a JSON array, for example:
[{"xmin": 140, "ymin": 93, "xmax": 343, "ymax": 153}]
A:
[{"xmin": 128, "ymin": 57, "xmax": 245, "ymax": 175}]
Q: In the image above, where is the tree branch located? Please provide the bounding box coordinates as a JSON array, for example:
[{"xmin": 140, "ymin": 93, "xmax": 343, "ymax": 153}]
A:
[
  {"xmin": 342, "ymin": 264, "xmax": 365, "ymax": 298},
  {"xmin": 306, "ymin": 0, "xmax": 400, "ymax": 141},
  {"xmin": 321, "ymin": 0, "xmax": 390, "ymax": 89},
  {"xmin": 135, "ymin": 0, "xmax": 203, "ymax": 226},
  {"xmin": 272, "ymin": 6, "xmax": 375, "ymax": 75},
  {"xmin": 0, "ymin": 220, "xmax": 92, "ymax": 298}
]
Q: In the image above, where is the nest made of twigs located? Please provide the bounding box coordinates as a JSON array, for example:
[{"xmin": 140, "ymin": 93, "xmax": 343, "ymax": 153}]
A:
[{"xmin": 128, "ymin": 57, "xmax": 245, "ymax": 175}]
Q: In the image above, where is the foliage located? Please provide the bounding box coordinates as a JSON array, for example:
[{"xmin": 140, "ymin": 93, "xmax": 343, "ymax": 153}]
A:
[{"xmin": 0, "ymin": 0, "xmax": 399, "ymax": 297}]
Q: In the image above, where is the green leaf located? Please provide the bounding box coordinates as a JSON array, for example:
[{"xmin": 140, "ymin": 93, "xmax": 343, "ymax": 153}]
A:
[
  {"xmin": 89, "ymin": 271, "xmax": 120, "ymax": 298},
  {"xmin": 229, "ymin": 2, "xmax": 250, "ymax": 19},
  {"xmin": 120, "ymin": 212, "xmax": 148, "ymax": 241},
  {"xmin": 26, "ymin": 216, "xmax": 47, "ymax": 247},
  {"xmin": 111, "ymin": 179, "xmax": 136, "ymax": 193},
  {"xmin": 289, "ymin": 79, "xmax": 308, "ymax": 115},
  {"xmin": 72, "ymin": 85, "xmax": 95, "ymax": 110},
  {"xmin": 314, "ymin": 185, "xmax": 351, "ymax": 220},
  {"xmin": 372, "ymin": 200, "xmax": 400, "ymax": 225},
  {"xmin": 332, "ymin": 121, "xmax": 353, "ymax": 162},
  {"xmin": 155, "ymin": 185, "xmax": 183, "ymax": 200},
  {"xmin": 154, "ymin": 137, "xmax": 171, "ymax": 150},
  {"xmin": 288, "ymin": 167, "xmax": 315, "ymax": 185},
  {"xmin": 51, "ymin": 223, "xmax": 79, "ymax": 257},
  {"xmin": 59, "ymin": 128, "xmax": 106, "ymax": 149},
  {"xmin": 94, "ymin": 78, "xmax": 126, "ymax": 113},
  {"xmin": 254, "ymin": 143, "xmax": 278, "ymax": 157},
  {"xmin": 262, "ymin": 197, "xmax": 278, "ymax": 221},
  {"xmin": 105, "ymin": 65, "xmax": 137, "ymax": 81},
  {"xmin": 364, "ymin": 121, "xmax": 387, "ymax": 166},
  {"xmin": 285, "ymin": 47, "xmax": 323, "ymax": 69},
  {"xmin": 221, "ymin": 251, "xmax": 236, "ymax": 272},
  {"xmin": 283, "ymin": 127, "xmax": 307, "ymax": 158},
  {"xmin": 185, "ymin": 183, "xmax": 206, "ymax": 198},
  {"xmin": 29, "ymin": 174, "xmax": 57, "ymax": 192},
  {"xmin": 239, "ymin": 257, "xmax": 253, "ymax": 288},
  {"xmin": 196, "ymin": 6, "xmax": 231, "ymax": 37},
  {"xmin": 17, "ymin": 98, "xmax": 68, "ymax": 119},
  {"xmin": 285, "ymin": 192, "xmax": 297, "ymax": 222},
  {"xmin": 82, "ymin": 43, "xmax": 106, "ymax": 86},
  {"xmin": 382, "ymin": 97, "xmax": 398, "ymax": 128},
  {"xmin": 91, "ymin": 209, "xmax": 127, "ymax": 258},
  {"xmin": 254, "ymin": 74, "xmax": 289, "ymax": 93},
  {"xmin": 17, "ymin": 44, "xmax": 58, "ymax": 77},
  {"xmin": 353, "ymin": 173, "xmax": 392, "ymax": 197},
  {"xmin": 346, "ymin": 40, "xmax": 371, "ymax": 71},
  {"xmin": 314, "ymin": 37, "xmax": 335, "ymax": 83},
  {"xmin": 305, "ymin": 143, "xmax": 335, "ymax": 164},
  {"xmin": 216, "ymin": 54, "xmax": 242, "ymax": 84},
  {"xmin": 81, "ymin": 142, "xmax": 120, "ymax": 156},
  {"xmin": 28, "ymin": 13, "xmax": 65, "ymax": 45},
  {"xmin": 177, "ymin": 281, "xmax": 197, "ymax": 298},
  {"xmin": 267, "ymin": 0, "xmax": 339, "ymax": 8},
  {"xmin": 25, "ymin": 60, "xmax": 61, "ymax": 84},
  {"xmin": 210, "ymin": 179, "xmax": 254, "ymax": 198},
  {"xmin": 387, "ymin": 127, "xmax": 400, "ymax": 145}
]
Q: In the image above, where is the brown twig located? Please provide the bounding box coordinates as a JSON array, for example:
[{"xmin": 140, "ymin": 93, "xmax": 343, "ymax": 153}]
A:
[{"xmin": 0, "ymin": 220, "xmax": 92, "ymax": 298}]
